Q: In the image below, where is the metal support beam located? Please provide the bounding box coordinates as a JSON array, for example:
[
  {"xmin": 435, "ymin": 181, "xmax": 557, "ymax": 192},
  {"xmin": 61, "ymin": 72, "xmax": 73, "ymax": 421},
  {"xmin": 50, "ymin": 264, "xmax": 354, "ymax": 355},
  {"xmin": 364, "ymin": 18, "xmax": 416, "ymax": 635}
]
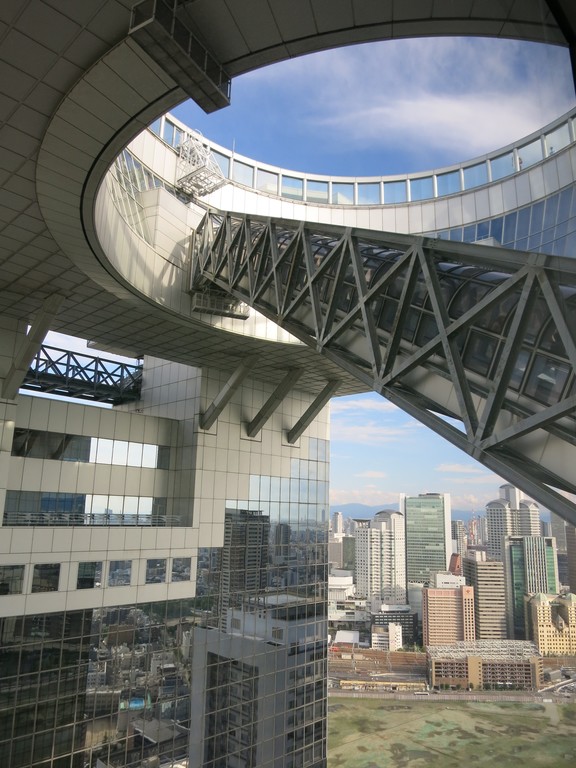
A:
[
  {"xmin": 200, "ymin": 355, "xmax": 258, "ymax": 430},
  {"xmin": 246, "ymin": 368, "xmax": 303, "ymax": 437},
  {"xmin": 287, "ymin": 379, "xmax": 341, "ymax": 444},
  {"xmin": 2, "ymin": 295, "xmax": 64, "ymax": 400}
]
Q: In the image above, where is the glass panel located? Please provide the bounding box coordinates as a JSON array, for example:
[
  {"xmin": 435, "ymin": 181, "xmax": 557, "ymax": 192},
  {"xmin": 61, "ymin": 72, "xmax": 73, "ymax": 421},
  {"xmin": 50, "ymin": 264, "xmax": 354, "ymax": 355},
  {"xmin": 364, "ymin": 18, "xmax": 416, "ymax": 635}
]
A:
[
  {"xmin": 212, "ymin": 151, "xmax": 230, "ymax": 177},
  {"xmin": 172, "ymin": 557, "xmax": 192, "ymax": 582},
  {"xmin": 111, "ymin": 440, "xmax": 128, "ymax": 466},
  {"xmin": 149, "ymin": 117, "xmax": 162, "ymax": 136},
  {"xmin": 543, "ymin": 194, "xmax": 559, "ymax": 229},
  {"xmin": 490, "ymin": 151, "xmax": 515, "ymax": 180},
  {"xmin": 357, "ymin": 183, "xmax": 380, "ymax": 205},
  {"xmin": 232, "ymin": 160, "xmax": 254, "ymax": 187},
  {"xmin": 161, "ymin": 119, "xmax": 175, "ymax": 145},
  {"xmin": 32, "ymin": 563, "xmax": 60, "ymax": 593},
  {"xmin": 141, "ymin": 444, "xmax": 158, "ymax": 468},
  {"xmin": 256, "ymin": 169, "xmax": 278, "ymax": 194},
  {"xmin": 127, "ymin": 441, "xmax": 143, "ymax": 466},
  {"xmin": 410, "ymin": 176, "xmax": 434, "ymax": 201},
  {"xmin": 108, "ymin": 560, "xmax": 131, "ymax": 587},
  {"xmin": 384, "ymin": 180, "xmax": 407, "ymax": 203},
  {"xmin": 437, "ymin": 170, "xmax": 460, "ymax": 196},
  {"xmin": 0, "ymin": 564, "xmax": 25, "ymax": 594},
  {"xmin": 530, "ymin": 201, "xmax": 545, "ymax": 234},
  {"xmin": 518, "ymin": 137, "xmax": 543, "ymax": 169},
  {"xmin": 157, "ymin": 445, "xmax": 171, "ymax": 469},
  {"xmin": 146, "ymin": 559, "xmax": 167, "ymax": 583},
  {"xmin": 331, "ymin": 183, "xmax": 354, "ymax": 205},
  {"xmin": 546, "ymin": 123, "xmax": 570, "ymax": 154},
  {"xmin": 306, "ymin": 180, "xmax": 328, "ymax": 204},
  {"xmin": 524, "ymin": 356, "xmax": 569, "ymax": 405},
  {"xmin": 463, "ymin": 162, "xmax": 488, "ymax": 189},
  {"xmin": 503, "ymin": 212, "xmax": 517, "ymax": 244},
  {"xmin": 282, "ymin": 176, "xmax": 304, "ymax": 200},
  {"xmin": 95, "ymin": 438, "xmax": 113, "ymax": 464},
  {"xmin": 77, "ymin": 562, "xmax": 102, "ymax": 589},
  {"xmin": 516, "ymin": 207, "xmax": 531, "ymax": 239}
]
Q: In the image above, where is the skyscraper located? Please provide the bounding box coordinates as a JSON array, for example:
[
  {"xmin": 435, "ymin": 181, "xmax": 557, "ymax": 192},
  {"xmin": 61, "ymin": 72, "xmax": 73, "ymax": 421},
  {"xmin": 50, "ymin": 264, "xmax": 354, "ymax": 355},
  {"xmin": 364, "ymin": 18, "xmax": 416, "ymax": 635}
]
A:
[
  {"xmin": 504, "ymin": 536, "xmax": 559, "ymax": 639},
  {"xmin": 355, "ymin": 510, "xmax": 406, "ymax": 605},
  {"xmin": 463, "ymin": 552, "xmax": 507, "ymax": 639},
  {"xmin": 402, "ymin": 493, "xmax": 451, "ymax": 587},
  {"xmin": 486, "ymin": 485, "xmax": 541, "ymax": 560}
]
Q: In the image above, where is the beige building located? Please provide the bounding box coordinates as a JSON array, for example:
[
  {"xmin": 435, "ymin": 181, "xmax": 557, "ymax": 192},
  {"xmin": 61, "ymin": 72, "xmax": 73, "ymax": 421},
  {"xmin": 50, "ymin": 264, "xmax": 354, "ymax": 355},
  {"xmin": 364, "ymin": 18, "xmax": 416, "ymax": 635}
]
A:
[
  {"xmin": 526, "ymin": 593, "xmax": 576, "ymax": 654},
  {"xmin": 463, "ymin": 553, "xmax": 507, "ymax": 639},
  {"xmin": 422, "ymin": 585, "xmax": 475, "ymax": 646},
  {"xmin": 427, "ymin": 641, "xmax": 543, "ymax": 690}
]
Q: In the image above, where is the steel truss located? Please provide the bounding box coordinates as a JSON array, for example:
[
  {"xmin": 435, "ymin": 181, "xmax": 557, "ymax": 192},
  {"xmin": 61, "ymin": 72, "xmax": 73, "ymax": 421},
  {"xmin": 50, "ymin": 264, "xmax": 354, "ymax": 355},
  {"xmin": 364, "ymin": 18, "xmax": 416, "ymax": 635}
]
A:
[
  {"xmin": 191, "ymin": 212, "xmax": 576, "ymax": 525},
  {"xmin": 22, "ymin": 345, "xmax": 143, "ymax": 405}
]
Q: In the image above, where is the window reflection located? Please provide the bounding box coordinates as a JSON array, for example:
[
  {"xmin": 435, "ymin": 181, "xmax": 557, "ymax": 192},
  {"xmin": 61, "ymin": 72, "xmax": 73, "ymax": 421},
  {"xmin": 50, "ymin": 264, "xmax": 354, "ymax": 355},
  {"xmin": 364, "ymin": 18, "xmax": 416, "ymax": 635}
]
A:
[
  {"xmin": 0, "ymin": 564, "xmax": 24, "ymax": 594},
  {"xmin": 77, "ymin": 562, "xmax": 102, "ymax": 589},
  {"xmin": 12, "ymin": 429, "xmax": 169, "ymax": 469},
  {"xmin": 32, "ymin": 563, "xmax": 60, "ymax": 593},
  {"xmin": 108, "ymin": 560, "xmax": 131, "ymax": 587},
  {"xmin": 146, "ymin": 559, "xmax": 167, "ymax": 583}
]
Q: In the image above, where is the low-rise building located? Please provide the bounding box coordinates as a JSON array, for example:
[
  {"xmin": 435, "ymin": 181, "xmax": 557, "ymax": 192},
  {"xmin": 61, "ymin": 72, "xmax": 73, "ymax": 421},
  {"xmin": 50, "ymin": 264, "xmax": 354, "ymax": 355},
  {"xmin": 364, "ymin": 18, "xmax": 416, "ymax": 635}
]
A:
[{"xmin": 427, "ymin": 640, "xmax": 543, "ymax": 690}]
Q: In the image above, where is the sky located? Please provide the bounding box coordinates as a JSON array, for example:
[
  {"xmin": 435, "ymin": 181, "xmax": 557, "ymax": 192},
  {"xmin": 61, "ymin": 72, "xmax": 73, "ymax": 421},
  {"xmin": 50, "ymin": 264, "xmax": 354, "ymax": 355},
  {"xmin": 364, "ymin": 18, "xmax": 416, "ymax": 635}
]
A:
[
  {"xmin": 171, "ymin": 36, "xmax": 576, "ymax": 514},
  {"xmin": 53, "ymin": 36, "xmax": 576, "ymax": 516}
]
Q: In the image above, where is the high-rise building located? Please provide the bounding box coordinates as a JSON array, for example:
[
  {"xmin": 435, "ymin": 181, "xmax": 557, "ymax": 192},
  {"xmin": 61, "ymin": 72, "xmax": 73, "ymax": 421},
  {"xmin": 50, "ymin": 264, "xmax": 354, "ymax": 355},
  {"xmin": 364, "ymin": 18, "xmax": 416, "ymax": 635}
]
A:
[
  {"xmin": 463, "ymin": 553, "xmax": 507, "ymax": 639},
  {"xmin": 486, "ymin": 485, "xmax": 540, "ymax": 560},
  {"xmin": 2, "ymin": 5, "xmax": 576, "ymax": 767},
  {"xmin": 504, "ymin": 536, "xmax": 559, "ymax": 639},
  {"xmin": 451, "ymin": 520, "xmax": 467, "ymax": 557},
  {"xmin": 422, "ymin": 585, "xmax": 476, "ymax": 646},
  {"xmin": 402, "ymin": 493, "xmax": 451, "ymax": 586},
  {"xmin": 331, "ymin": 511, "xmax": 344, "ymax": 538},
  {"xmin": 355, "ymin": 510, "xmax": 406, "ymax": 604}
]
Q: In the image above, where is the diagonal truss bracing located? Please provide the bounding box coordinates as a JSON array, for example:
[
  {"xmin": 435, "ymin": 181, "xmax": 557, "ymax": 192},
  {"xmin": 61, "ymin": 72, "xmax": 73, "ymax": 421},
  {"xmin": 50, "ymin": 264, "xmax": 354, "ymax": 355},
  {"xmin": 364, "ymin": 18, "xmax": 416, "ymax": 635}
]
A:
[{"xmin": 191, "ymin": 212, "xmax": 576, "ymax": 525}]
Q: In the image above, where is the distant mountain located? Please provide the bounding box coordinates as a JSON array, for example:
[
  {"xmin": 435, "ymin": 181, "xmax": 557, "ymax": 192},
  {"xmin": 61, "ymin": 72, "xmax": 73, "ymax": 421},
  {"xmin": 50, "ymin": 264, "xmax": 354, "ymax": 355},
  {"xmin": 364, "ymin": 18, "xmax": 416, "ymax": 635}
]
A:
[{"xmin": 329, "ymin": 503, "xmax": 398, "ymax": 519}]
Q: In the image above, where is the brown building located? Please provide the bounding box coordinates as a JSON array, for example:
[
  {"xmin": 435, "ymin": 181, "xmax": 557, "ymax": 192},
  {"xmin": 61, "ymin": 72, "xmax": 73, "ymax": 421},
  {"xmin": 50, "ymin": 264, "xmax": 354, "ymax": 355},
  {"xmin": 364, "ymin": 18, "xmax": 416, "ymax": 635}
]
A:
[
  {"xmin": 427, "ymin": 641, "xmax": 543, "ymax": 690},
  {"xmin": 422, "ymin": 585, "xmax": 475, "ymax": 646}
]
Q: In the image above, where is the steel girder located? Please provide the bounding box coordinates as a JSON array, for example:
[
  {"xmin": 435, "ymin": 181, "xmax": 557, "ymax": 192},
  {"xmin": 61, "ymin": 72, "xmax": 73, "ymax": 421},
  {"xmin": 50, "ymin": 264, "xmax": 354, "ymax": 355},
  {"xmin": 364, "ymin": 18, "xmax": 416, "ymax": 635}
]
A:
[{"xmin": 191, "ymin": 212, "xmax": 576, "ymax": 525}]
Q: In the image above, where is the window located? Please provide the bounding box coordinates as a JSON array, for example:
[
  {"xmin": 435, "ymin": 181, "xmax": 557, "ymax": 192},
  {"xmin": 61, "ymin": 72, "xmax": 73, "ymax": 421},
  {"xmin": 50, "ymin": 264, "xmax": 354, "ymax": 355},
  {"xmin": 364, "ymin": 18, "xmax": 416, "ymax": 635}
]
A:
[
  {"xmin": 146, "ymin": 559, "xmax": 167, "ymax": 584},
  {"xmin": 0, "ymin": 564, "xmax": 25, "ymax": 594},
  {"xmin": 232, "ymin": 160, "xmax": 254, "ymax": 187},
  {"xmin": 171, "ymin": 557, "xmax": 191, "ymax": 582},
  {"xmin": 108, "ymin": 560, "xmax": 131, "ymax": 587},
  {"xmin": 490, "ymin": 151, "xmax": 515, "ymax": 180},
  {"xmin": 32, "ymin": 563, "xmax": 60, "ymax": 593},
  {"xmin": 357, "ymin": 183, "xmax": 380, "ymax": 205},
  {"xmin": 437, "ymin": 170, "xmax": 460, "ymax": 196},
  {"xmin": 463, "ymin": 163, "xmax": 488, "ymax": 189},
  {"xmin": 306, "ymin": 180, "xmax": 328, "ymax": 204},
  {"xmin": 282, "ymin": 176, "xmax": 304, "ymax": 200},
  {"xmin": 331, "ymin": 183, "xmax": 354, "ymax": 205},
  {"xmin": 256, "ymin": 169, "xmax": 278, "ymax": 194},
  {"xmin": 384, "ymin": 180, "xmax": 406, "ymax": 204},
  {"xmin": 77, "ymin": 561, "xmax": 102, "ymax": 589},
  {"xmin": 410, "ymin": 176, "xmax": 434, "ymax": 201}
]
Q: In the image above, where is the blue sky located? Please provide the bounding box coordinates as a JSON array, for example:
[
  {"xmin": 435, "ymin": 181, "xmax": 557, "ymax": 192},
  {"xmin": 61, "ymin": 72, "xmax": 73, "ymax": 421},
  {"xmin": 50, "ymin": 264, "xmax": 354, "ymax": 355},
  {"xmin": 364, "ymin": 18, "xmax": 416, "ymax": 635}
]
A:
[
  {"xmin": 51, "ymin": 37, "xmax": 575, "ymax": 515},
  {"xmin": 172, "ymin": 37, "xmax": 576, "ymax": 513}
]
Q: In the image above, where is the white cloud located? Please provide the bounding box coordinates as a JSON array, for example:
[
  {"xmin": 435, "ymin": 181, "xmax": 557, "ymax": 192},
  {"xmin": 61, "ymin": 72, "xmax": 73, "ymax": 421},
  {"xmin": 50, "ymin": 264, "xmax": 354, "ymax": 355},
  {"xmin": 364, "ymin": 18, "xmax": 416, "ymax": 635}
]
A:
[
  {"xmin": 435, "ymin": 463, "xmax": 488, "ymax": 475},
  {"xmin": 330, "ymin": 420, "xmax": 420, "ymax": 445},
  {"xmin": 244, "ymin": 36, "xmax": 575, "ymax": 169},
  {"xmin": 331, "ymin": 397, "xmax": 399, "ymax": 414}
]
